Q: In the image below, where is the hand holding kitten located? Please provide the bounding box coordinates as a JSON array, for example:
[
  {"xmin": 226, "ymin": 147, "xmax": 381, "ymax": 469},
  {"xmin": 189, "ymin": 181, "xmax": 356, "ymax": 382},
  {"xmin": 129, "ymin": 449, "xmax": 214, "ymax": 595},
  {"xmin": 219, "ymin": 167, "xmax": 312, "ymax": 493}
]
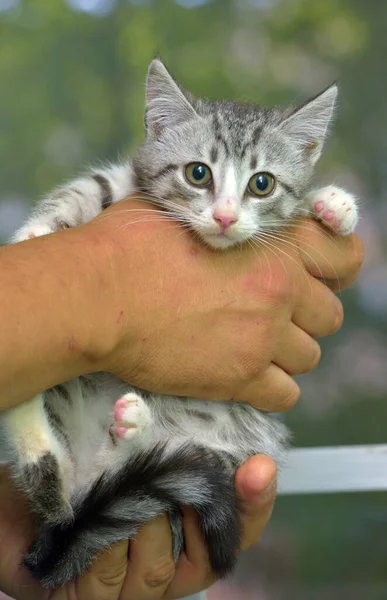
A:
[
  {"xmin": 86, "ymin": 196, "xmax": 362, "ymax": 409},
  {"xmin": 0, "ymin": 456, "xmax": 276, "ymax": 600}
]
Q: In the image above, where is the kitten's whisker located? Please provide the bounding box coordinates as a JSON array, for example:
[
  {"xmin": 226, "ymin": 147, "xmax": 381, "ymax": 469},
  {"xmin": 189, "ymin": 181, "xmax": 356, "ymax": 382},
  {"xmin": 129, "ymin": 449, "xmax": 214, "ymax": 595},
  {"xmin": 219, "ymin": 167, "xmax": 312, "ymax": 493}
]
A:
[
  {"xmin": 292, "ymin": 210, "xmax": 344, "ymax": 241},
  {"xmin": 111, "ymin": 191, "xmax": 196, "ymax": 223},
  {"xmin": 262, "ymin": 219, "xmax": 342, "ymax": 254},
  {"xmin": 261, "ymin": 226, "xmax": 343, "ymax": 269},
  {"xmin": 100, "ymin": 208, "xmax": 175, "ymax": 220},
  {"xmin": 247, "ymin": 239, "xmax": 272, "ymax": 278},
  {"xmin": 124, "ymin": 191, "xmax": 194, "ymax": 217},
  {"xmin": 115, "ymin": 217, "xmax": 183, "ymax": 233},
  {"xmin": 253, "ymin": 234, "xmax": 312, "ymax": 292},
  {"xmin": 261, "ymin": 230, "xmax": 340, "ymax": 290},
  {"xmin": 259, "ymin": 231, "xmax": 326, "ymax": 282},
  {"xmin": 246, "ymin": 239, "xmax": 262, "ymax": 262},
  {"xmin": 253, "ymin": 238, "xmax": 291, "ymax": 285},
  {"xmin": 173, "ymin": 223, "xmax": 195, "ymax": 241},
  {"xmin": 251, "ymin": 236, "xmax": 291, "ymax": 283}
]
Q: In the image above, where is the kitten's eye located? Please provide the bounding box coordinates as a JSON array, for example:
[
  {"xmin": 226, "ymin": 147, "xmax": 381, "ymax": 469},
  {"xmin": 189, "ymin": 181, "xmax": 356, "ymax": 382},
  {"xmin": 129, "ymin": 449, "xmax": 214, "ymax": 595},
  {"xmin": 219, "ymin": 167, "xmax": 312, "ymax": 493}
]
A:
[
  {"xmin": 248, "ymin": 172, "xmax": 275, "ymax": 197},
  {"xmin": 185, "ymin": 163, "xmax": 212, "ymax": 187}
]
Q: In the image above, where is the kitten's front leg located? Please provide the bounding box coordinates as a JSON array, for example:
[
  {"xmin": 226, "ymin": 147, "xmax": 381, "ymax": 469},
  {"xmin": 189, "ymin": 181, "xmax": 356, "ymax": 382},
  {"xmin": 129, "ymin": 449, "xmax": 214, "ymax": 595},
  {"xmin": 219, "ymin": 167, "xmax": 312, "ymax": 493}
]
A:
[
  {"xmin": 12, "ymin": 163, "xmax": 133, "ymax": 243},
  {"xmin": 307, "ymin": 185, "xmax": 358, "ymax": 235},
  {"xmin": 110, "ymin": 392, "xmax": 152, "ymax": 446},
  {"xmin": 109, "ymin": 392, "xmax": 184, "ymax": 561},
  {"xmin": 94, "ymin": 392, "xmax": 153, "ymax": 483}
]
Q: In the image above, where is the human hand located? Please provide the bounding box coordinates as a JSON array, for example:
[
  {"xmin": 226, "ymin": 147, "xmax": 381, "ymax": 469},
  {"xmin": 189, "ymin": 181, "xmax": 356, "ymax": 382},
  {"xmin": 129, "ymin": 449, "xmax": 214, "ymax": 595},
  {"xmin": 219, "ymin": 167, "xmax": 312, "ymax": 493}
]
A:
[
  {"xmin": 81, "ymin": 197, "xmax": 363, "ymax": 412},
  {"xmin": 0, "ymin": 456, "xmax": 276, "ymax": 600}
]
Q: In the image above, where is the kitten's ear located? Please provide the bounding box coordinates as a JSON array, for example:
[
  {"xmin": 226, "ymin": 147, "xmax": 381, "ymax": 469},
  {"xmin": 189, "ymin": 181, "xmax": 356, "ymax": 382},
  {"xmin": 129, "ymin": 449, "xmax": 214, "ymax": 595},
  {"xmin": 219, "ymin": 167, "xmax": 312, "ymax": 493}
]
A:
[
  {"xmin": 280, "ymin": 84, "xmax": 338, "ymax": 164},
  {"xmin": 145, "ymin": 59, "xmax": 197, "ymax": 136}
]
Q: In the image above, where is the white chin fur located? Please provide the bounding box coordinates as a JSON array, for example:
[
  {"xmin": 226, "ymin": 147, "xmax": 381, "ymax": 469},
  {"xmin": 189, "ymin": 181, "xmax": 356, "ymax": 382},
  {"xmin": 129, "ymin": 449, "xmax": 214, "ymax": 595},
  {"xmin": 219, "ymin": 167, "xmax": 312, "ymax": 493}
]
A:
[{"xmin": 199, "ymin": 232, "xmax": 242, "ymax": 250}]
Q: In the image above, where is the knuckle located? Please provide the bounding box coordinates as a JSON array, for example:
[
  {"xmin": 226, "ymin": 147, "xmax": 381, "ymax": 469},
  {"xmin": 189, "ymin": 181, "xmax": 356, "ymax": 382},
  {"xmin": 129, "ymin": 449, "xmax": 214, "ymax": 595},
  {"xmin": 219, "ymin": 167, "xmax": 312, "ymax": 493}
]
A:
[
  {"xmin": 349, "ymin": 235, "xmax": 365, "ymax": 273},
  {"xmin": 97, "ymin": 565, "xmax": 127, "ymax": 589},
  {"xmin": 237, "ymin": 355, "xmax": 268, "ymax": 383},
  {"xmin": 143, "ymin": 555, "xmax": 175, "ymax": 589},
  {"xmin": 311, "ymin": 343, "xmax": 322, "ymax": 370},
  {"xmin": 276, "ymin": 383, "xmax": 300, "ymax": 412},
  {"xmin": 331, "ymin": 301, "xmax": 344, "ymax": 333},
  {"xmin": 303, "ymin": 342, "xmax": 321, "ymax": 374}
]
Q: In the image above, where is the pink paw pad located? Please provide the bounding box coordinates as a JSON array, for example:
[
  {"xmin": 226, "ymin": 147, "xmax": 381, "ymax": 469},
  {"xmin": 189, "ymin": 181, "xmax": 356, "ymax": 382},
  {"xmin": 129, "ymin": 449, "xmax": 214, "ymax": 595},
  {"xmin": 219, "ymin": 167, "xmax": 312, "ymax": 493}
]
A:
[
  {"xmin": 113, "ymin": 397, "xmax": 138, "ymax": 438},
  {"xmin": 323, "ymin": 210, "xmax": 334, "ymax": 221},
  {"xmin": 314, "ymin": 201, "xmax": 324, "ymax": 213},
  {"xmin": 114, "ymin": 397, "xmax": 130, "ymax": 422},
  {"xmin": 115, "ymin": 426, "xmax": 131, "ymax": 439}
]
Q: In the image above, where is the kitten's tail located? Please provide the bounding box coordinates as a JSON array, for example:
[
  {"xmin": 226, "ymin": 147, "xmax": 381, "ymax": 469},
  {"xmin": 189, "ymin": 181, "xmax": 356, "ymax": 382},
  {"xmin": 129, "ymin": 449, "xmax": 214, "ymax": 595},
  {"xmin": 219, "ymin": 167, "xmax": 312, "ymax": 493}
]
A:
[{"xmin": 24, "ymin": 444, "xmax": 241, "ymax": 588}]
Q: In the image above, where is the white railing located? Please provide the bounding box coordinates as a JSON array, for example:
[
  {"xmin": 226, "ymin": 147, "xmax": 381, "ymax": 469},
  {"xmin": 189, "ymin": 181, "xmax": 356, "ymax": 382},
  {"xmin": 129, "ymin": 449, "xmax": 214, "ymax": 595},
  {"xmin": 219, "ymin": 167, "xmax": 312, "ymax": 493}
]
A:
[{"xmin": 278, "ymin": 443, "xmax": 387, "ymax": 494}]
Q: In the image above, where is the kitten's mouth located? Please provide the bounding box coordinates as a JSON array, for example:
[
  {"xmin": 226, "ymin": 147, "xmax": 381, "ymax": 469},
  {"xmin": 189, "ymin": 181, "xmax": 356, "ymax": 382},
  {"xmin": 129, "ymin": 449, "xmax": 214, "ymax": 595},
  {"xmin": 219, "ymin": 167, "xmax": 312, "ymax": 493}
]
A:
[{"xmin": 201, "ymin": 231, "xmax": 239, "ymax": 249}]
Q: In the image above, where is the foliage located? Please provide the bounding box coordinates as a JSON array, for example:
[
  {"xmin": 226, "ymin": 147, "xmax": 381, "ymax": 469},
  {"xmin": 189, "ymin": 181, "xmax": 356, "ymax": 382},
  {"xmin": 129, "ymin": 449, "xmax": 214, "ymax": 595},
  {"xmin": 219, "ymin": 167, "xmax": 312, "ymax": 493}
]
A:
[{"xmin": 0, "ymin": 1, "xmax": 386, "ymax": 597}]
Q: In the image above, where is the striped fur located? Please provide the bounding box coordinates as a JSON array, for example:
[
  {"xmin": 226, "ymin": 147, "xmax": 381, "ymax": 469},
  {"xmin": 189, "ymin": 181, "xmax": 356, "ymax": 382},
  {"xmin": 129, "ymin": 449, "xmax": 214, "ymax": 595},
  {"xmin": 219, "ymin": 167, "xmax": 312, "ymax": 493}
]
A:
[{"xmin": 1, "ymin": 59, "xmax": 358, "ymax": 588}]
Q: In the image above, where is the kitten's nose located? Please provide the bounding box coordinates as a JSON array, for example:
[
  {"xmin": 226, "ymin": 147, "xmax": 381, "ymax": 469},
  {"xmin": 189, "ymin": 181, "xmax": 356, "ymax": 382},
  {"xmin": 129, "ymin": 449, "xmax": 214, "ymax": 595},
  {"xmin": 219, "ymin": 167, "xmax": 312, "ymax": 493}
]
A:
[{"xmin": 213, "ymin": 210, "xmax": 238, "ymax": 230}]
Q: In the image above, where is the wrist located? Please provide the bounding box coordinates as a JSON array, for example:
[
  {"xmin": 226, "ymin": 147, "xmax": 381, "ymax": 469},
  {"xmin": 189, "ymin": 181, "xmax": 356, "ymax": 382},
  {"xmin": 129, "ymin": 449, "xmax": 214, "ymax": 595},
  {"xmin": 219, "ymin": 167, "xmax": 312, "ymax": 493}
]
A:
[
  {"xmin": 67, "ymin": 221, "xmax": 129, "ymax": 374},
  {"xmin": 74, "ymin": 198, "xmax": 163, "ymax": 376},
  {"xmin": 77, "ymin": 196, "xmax": 203, "ymax": 382}
]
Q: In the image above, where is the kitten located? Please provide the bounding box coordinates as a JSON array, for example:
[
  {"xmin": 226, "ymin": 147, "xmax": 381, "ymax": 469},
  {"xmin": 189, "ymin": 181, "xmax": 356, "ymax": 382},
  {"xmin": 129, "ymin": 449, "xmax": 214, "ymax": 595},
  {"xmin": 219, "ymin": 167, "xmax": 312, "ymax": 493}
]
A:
[{"xmin": 1, "ymin": 59, "xmax": 358, "ymax": 588}]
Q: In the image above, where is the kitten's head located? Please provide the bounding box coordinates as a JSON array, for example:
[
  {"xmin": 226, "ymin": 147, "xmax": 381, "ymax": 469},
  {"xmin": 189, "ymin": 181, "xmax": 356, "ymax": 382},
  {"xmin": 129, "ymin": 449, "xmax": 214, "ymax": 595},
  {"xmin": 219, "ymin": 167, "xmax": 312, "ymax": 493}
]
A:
[{"xmin": 133, "ymin": 59, "xmax": 337, "ymax": 249}]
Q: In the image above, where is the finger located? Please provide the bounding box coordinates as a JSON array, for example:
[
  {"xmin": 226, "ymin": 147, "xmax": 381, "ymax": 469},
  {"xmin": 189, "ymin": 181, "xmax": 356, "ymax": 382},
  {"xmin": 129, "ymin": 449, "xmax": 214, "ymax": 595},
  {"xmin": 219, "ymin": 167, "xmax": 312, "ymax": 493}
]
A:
[
  {"xmin": 53, "ymin": 540, "xmax": 129, "ymax": 600},
  {"xmin": 164, "ymin": 507, "xmax": 215, "ymax": 600},
  {"xmin": 292, "ymin": 274, "xmax": 343, "ymax": 337},
  {"xmin": 120, "ymin": 515, "xmax": 175, "ymax": 600},
  {"xmin": 236, "ymin": 455, "xmax": 277, "ymax": 551},
  {"xmin": 235, "ymin": 363, "xmax": 300, "ymax": 412},
  {"xmin": 273, "ymin": 323, "xmax": 321, "ymax": 376},
  {"xmin": 165, "ymin": 456, "xmax": 278, "ymax": 599},
  {"xmin": 293, "ymin": 218, "xmax": 364, "ymax": 291}
]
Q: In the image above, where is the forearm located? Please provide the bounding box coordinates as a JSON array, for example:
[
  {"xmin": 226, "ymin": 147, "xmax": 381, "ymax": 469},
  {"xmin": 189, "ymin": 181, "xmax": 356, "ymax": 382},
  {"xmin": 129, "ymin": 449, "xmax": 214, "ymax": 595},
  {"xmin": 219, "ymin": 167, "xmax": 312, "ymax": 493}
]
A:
[{"xmin": 0, "ymin": 227, "xmax": 118, "ymax": 410}]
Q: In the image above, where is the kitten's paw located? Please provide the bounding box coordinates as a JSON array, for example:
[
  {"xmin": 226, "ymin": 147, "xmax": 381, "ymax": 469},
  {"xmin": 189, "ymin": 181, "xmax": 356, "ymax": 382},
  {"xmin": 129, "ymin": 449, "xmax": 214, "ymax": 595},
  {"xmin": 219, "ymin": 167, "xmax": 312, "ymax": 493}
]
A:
[
  {"xmin": 311, "ymin": 185, "xmax": 358, "ymax": 235},
  {"xmin": 112, "ymin": 393, "xmax": 151, "ymax": 441},
  {"xmin": 12, "ymin": 223, "xmax": 55, "ymax": 242},
  {"xmin": 12, "ymin": 220, "xmax": 70, "ymax": 243}
]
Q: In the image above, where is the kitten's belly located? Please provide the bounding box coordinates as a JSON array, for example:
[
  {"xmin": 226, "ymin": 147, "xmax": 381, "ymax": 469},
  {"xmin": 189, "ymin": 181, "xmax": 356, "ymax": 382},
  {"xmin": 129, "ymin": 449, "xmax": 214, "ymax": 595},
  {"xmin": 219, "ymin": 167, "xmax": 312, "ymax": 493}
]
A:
[
  {"xmin": 147, "ymin": 396, "xmax": 289, "ymax": 466},
  {"xmin": 58, "ymin": 375, "xmax": 288, "ymax": 489}
]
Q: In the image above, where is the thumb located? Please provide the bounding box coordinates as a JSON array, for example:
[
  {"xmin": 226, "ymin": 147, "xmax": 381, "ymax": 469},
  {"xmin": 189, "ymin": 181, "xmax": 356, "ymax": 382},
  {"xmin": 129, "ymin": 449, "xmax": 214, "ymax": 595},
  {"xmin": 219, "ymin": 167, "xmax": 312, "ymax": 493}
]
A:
[
  {"xmin": 51, "ymin": 540, "xmax": 129, "ymax": 600},
  {"xmin": 235, "ymin": 454, "xmax": 277, "ymax": 551}
]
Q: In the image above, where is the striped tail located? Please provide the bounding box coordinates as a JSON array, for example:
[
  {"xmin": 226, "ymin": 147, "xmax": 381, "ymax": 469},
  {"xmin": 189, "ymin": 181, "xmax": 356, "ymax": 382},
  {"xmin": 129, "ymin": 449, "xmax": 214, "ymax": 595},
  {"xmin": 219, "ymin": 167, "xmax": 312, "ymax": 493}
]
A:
[{"xmin": 24, "ymin": 444, "xmax": 241, "ymax": 588}]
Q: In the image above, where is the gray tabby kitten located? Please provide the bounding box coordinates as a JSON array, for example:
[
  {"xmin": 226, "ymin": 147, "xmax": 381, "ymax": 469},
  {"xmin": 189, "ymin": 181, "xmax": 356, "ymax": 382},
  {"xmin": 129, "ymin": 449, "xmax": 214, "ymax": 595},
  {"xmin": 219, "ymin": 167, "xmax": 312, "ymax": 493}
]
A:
[{"xmin": 1, "ymin": 59, "xmax": 358, "ymax": 588}]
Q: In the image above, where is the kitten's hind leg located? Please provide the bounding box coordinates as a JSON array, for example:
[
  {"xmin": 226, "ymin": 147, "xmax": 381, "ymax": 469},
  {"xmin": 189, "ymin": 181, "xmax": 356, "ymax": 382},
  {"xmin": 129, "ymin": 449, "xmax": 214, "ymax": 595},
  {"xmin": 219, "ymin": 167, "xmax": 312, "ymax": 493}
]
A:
[
  {"xmin": 307, "ymin": 185, "xmax": 358, "ymax": 235},
  {"xmin": 1, "ymin": 394, "xmax": 72, "ymax": 523}
]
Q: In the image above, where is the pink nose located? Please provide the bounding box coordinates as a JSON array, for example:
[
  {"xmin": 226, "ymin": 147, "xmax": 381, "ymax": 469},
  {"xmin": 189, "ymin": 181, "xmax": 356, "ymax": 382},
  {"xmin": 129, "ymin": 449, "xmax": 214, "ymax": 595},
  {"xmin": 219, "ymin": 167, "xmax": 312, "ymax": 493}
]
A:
[{"xmin": 213, "ymin": 212, "xmax": 238, "ymax": 230}]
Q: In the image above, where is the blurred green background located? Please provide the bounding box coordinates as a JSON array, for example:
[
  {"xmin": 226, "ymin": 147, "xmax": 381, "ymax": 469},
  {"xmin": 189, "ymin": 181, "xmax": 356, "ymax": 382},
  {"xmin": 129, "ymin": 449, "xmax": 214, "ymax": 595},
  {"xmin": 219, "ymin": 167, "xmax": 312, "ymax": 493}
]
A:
[{"xmin": 0, "ymin": 0, "xmax": 386, "ymax": 598}]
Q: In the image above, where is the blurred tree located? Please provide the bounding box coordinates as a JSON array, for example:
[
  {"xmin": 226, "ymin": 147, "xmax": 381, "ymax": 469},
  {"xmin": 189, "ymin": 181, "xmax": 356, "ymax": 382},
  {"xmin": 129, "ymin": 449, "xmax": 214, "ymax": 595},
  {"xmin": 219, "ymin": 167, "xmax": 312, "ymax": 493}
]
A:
[{"xmin": 0, "ymin": 1, "xmax": 386, "ymax": 597}]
